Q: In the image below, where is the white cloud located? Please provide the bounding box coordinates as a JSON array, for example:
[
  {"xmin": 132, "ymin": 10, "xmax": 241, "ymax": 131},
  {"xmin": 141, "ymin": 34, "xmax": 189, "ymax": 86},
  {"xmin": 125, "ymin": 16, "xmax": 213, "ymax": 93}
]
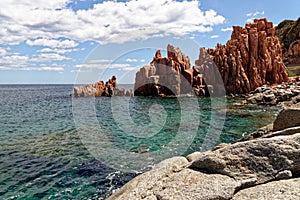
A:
[
  {"xmin": 88, "ymin": 59, "xmax": 113, "ymax": 64},
  {"xmin": 221, "ymin": 27, "xmax": 233, "ymax": 32},
  {"xmin": 0, "ymin": 54, "xmax": 64, "ymax": 71},
  {"xmin": 38, "ymin": 47, "xmax": 81, "ymax": 54},
  {"xmin": 0, "ymin": 55, "xmax": 29, "ymax": 66},
  {"xmin": 31, "ymin": 53, "xmax": 71, "ymax": 62},
  {"xmin": 0, "ymin": 48, "xmax": 7, "ymax": 56},
  {"xmin": 140, "ymin": 59, "xmax": 146, "ymax": 62},
  {"xmin": 246, "ymin": 18, "xmax": 255, "ymax": 23},
  {"xmin": 0, "ymin": 0, "xmax": 225, "ymax": 45},
  {"xmin": 75, "ymin": 63, "xmax": 131, "ymax": 70},
  {"xmin": 210, "ymin": 35, "xmax": 219, "ymax": 39},
  {"xmin": 26, "ymin": 38, "xmax": 78, "ymax": 48},
  {"xmin": 246, "ymin": 11, "xmax": 265, "ymax": 17},
  {"xmin": 12, "ymin": 66, "xmax": 64, "ymax": 71},
  {"xmin": 126, "ymin": 58, "xmax": 138, "ymax": 63},
  {"xmin": 123, "ymin": 66, "xmax": 140, "ymax": 71}
]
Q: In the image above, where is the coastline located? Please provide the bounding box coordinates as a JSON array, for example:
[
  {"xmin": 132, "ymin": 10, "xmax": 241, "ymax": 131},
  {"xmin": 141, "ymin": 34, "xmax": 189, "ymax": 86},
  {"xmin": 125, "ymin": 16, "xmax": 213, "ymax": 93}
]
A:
[{"xmin": 107, "ymin": 100, "xmax": 300, "ymax": 200}]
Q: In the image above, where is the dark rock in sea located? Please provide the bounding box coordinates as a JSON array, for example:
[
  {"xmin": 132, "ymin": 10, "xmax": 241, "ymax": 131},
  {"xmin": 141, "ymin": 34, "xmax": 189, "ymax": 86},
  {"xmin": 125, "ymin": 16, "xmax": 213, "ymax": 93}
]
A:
[
  {"xmin": 107, "ymin": 106, "xmax": 300, "ymax": 200},
  {"xmin": 73, "ymin": 76, "xmax": 133, "ymax": 97}
]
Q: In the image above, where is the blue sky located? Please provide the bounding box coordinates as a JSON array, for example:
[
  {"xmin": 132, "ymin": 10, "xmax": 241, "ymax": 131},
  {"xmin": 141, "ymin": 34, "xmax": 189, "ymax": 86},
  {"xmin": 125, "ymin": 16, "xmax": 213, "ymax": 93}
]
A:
[{"xmin": 0, "ymin": 0, "xmax": 299, "ymax": 84}]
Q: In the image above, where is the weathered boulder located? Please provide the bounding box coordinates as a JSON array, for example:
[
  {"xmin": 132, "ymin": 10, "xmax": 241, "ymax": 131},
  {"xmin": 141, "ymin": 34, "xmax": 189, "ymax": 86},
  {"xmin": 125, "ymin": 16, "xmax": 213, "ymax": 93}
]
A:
[
  {"xmin": 273, "ymin": 108, "xmax": 300, "ymax": 131},
  {"xmin": 73, "ymin": 76, "xmax": 132, "ymax": 97},
  {"xmin": 198, "ymin": 18, "xmax": 289, "ymax": 94},
  {"xmin": 232, "ymin": 178, "xmax": 300, "ymax": 200},
  {"xmin": 188, "ymin": 133, "xmax": 300, "ymax": 185},
  {"xmin": 107, "ymin": 157, "xmax": 240, "ymax": 200}
]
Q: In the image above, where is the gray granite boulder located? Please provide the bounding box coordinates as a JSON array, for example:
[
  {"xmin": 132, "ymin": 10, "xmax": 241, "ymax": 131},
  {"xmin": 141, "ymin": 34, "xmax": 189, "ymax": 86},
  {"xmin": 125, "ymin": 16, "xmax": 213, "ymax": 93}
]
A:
[
  {"xmin": 273, "ymin": 108, "xmax": 300, "ymax": 131},
  {"xmin": 232, "ymin": 178, "xmax": 300, "ymax": 200}
]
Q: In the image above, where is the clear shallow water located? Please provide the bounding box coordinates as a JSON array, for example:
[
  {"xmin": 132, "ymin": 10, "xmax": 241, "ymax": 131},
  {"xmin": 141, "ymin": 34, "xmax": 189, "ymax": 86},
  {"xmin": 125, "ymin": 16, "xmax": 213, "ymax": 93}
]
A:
[{"xmin": 0, "ymin": 85, "xmax": 280, "ymax": 199}]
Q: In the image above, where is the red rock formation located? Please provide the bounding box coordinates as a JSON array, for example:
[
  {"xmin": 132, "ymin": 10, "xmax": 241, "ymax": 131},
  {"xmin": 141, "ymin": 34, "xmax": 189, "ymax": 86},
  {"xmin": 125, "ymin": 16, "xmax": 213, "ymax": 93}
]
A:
[
  {"xmin": 74, "ymin": 76, "xmax": 132, "ymax": 97},
  {"xmin": 197, "ymin": 18, "xmax": 289, "ymax": 94},
  {"xmin": 135, "ymin": 45, "xmax": 196, "ymax": 96}
]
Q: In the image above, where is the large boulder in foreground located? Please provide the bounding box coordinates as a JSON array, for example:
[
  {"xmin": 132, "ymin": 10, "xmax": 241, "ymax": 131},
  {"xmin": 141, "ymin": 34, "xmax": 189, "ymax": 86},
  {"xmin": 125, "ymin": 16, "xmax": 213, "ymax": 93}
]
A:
[
  {"xmin": 108, "ymin": 108, "xmax": 300, "ymax": 200},
  {"xmin": 233, "ymin": 178, "xmax": 300, "ymax": 200},
  {"xmin": 273, "ymin": 108, "xmax": 300, "ymax": 131},
  {"xmin": 200, "ymin": 18, "xmax": 289, "ymax": 94}
]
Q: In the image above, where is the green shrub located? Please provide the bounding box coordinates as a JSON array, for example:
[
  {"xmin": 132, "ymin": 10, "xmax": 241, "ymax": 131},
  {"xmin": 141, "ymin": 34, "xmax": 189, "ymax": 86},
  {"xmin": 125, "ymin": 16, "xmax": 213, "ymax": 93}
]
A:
[{"xmin": 287, "ymin": 69, "xmax": 297, "ymax": 77}]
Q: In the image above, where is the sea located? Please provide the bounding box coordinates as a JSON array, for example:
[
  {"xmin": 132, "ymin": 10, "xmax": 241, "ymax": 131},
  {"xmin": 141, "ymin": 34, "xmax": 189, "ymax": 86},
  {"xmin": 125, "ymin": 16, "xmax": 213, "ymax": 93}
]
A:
[{"xmin": 0, "ymin": 84, "xmax": 280, "ymax": 199}]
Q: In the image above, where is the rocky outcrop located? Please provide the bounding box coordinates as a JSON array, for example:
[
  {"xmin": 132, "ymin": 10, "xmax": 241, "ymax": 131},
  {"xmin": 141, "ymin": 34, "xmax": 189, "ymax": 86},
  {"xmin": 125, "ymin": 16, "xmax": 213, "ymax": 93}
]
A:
[
  {"xmin": 245, "ymin": 80, "xmax": 300, "ymax": 106},
  {"xmin": 73, "ymin": 76, "xmax": 133, "ymax": 97},
  {"xmin": 108, "ymin": 107, "xmax": 300, "ymax": 200},
  {"xmin": 200, "ymin": 18, "xmax": 289, "ymax": 94},
  {"xmin": 276, "ymin": 17, "xmax": 300, "ymax": 65},
  {"xmin": 134, "ymin": 45, "xmax": 223, "ymax": 97},
  {"xmin": 134, "ymin": 45, "xmax": 195, "ymax": 97}
]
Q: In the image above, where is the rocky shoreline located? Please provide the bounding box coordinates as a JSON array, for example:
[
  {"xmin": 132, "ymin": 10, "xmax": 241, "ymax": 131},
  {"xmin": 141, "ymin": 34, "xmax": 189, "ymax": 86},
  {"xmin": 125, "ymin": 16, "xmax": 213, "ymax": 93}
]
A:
[
  {"xmin": 107, "ymin": 104, "xmax": 300, "ymax": 200},
  {"xmin": 243, "ymin": 77, "xmax": 300, "ymax": 107}
]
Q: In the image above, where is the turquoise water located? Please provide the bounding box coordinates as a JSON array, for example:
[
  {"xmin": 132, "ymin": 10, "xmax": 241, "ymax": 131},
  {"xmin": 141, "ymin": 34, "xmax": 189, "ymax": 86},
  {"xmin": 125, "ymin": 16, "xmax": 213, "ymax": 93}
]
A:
[{"xmin": 0, "ymin": 85, "xmax": 280, "ymax": 199}]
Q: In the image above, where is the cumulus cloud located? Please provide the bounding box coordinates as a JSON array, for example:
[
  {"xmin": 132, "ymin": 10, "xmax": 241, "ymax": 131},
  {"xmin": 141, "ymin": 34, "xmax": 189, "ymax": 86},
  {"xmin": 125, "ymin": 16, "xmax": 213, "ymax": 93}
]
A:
[
  {"xmin": 19, "ymin": 66, "xmax": 64, "ymax": 71},
  {"xmin": 0, "ymin": 48, "xmax": 7, "ymax": 56},
  {"xmin": 38, "ymin": 47, "xmax": 82, "ymax": 54},
  {"xmin": 26, "ymin": 38, "xmax": 78, "ymax": 48},
  {"xmin": 0, "ymin": 0, "xmax": 225, "ymax": 45},
  {"xmin": 221, "ymin": 27, "xmax": 233, "ymax": 32},
  {"xmin": 246, "ymin": 11, "xmax": 265, "ymax": 23},
  {"xmin": 0, "ymin": 55, "xmax": 29, "ymax": 67},
  {"xmin": 126, "ymin": 58, "xmax": 138, "ymax": 63},
  {"xmin": 88, "ymin": 59, "xmax": 113, "ymax": 64},
  {"xmin": 122, "ymin": 66, "xmax": 139, "ymax": 71},
  {"xmin": 246, "ymin": 11, "xmax": 265, "ymax": 17},
  {"xmin": 31, "ymin": 53, "xmax": 71, "ymax": 62},
  {"xmin": 210, "ymin": 35, "xmax": 219, "ymax": 39},
  {"xmin": 0, "ymin": 54, "xmax": 64, "ymax": 71}
]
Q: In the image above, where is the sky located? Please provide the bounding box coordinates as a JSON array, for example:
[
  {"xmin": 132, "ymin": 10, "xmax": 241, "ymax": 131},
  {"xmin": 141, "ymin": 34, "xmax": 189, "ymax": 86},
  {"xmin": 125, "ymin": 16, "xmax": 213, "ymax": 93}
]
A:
[{"xmin": 0, "ymin": 0, "xmax": 299, "ymax": 84}]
